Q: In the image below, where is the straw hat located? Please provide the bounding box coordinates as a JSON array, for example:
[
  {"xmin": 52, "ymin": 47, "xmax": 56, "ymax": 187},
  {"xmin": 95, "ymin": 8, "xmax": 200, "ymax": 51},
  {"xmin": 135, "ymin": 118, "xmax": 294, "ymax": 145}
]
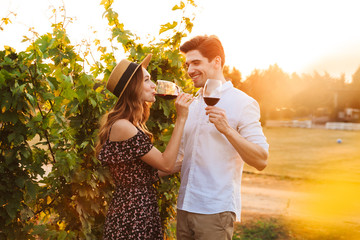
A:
[{"xmin": 106, "ymin": 54, "xmax": 152, "ymax": 98}]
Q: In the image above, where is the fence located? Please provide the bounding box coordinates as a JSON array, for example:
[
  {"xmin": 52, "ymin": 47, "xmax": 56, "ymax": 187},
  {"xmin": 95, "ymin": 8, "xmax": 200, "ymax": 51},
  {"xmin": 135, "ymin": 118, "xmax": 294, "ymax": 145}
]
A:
[
  {"xmin": 266, "ymin": 120, "xmax": 312, "ymax": 128},
  {"xmin": 266, "ymin": 120, "xmax": 360, "ymax": 131},
  {"xmin": 325, "ymin": 122, "xmax": 360, "ymax": 131}
]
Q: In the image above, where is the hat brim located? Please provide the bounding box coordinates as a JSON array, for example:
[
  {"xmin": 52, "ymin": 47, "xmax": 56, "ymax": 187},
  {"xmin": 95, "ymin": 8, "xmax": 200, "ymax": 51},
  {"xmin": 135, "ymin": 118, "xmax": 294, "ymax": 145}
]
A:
[
  {"xmin": 119, "ymin": 54, "xmax": 152, "ymax": 98},
  {"xmin": 139, "ymin": 54, "xmax": 152, "ymax": 70},
  {"xmin": 107, "ymin": 54, "xmax": 152, "ymax": 98}
]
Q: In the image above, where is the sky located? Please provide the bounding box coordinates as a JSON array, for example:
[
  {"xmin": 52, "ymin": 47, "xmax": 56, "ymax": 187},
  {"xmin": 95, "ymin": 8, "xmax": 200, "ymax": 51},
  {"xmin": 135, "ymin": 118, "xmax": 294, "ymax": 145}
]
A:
[{"xmin": 1, "ymin": 0, "xmax": 360, "ymax": 81}]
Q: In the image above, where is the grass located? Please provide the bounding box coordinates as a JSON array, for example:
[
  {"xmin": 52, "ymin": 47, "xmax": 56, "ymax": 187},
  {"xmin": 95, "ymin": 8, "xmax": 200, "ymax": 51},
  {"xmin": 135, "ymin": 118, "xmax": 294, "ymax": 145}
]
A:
[
  {"xmin": 244, "ymin": 127, "xmax": 360, "ymax": 182},
  {"xmin": 166, "ymin": 127, "xmax": 360, "ymax": 239},
  {"xmin": 232, "ymin": 216, "xmax": 360, "ymax": 240},
  {"xmin": 239, "ymin": 127, "xmax": 360, "ymax": 240},
  {"xmin": 233, "ymin": 218, "xmax": 287, "ymax": 240}
]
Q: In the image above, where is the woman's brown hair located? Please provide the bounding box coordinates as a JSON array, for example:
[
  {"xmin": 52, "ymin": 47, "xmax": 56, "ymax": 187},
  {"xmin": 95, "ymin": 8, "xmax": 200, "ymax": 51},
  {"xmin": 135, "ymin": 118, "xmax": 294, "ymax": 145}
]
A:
[{"xmin": 95, "ymin": 67, "xmax": 152, "ymax": 156}]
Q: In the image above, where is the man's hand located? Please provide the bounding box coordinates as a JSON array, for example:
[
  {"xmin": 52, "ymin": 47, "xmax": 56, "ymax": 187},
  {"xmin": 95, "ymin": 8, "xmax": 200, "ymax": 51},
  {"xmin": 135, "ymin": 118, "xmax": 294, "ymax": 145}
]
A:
[{"xmin": 205, "ymin": 106, "xmax": 231, "ymax": 134}]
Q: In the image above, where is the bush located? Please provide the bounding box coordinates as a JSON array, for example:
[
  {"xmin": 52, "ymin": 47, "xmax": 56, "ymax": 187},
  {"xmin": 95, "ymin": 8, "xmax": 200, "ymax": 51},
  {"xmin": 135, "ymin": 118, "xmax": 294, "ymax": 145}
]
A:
[{"xmin": 0, "ymin": 1, "xmax": 196, "ymax": 238}]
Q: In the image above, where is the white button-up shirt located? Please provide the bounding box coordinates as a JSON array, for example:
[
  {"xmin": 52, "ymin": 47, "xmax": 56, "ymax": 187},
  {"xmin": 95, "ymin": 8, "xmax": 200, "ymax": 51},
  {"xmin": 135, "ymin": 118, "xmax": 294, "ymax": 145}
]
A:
[{"xmin": 177, "ymin": 81, "xmax": 269, "ymax": 221}]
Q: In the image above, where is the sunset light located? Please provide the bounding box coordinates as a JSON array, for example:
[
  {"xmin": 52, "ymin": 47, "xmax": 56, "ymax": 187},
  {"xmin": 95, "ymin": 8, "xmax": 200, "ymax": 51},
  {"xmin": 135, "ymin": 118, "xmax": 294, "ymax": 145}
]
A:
[
  {"xmin": 1, "ymin": 0, "xmax": 359, "ymax": 239},
  {"xmin": 1, "ymin": 0, "xmax": 360, "ymax": 80}
]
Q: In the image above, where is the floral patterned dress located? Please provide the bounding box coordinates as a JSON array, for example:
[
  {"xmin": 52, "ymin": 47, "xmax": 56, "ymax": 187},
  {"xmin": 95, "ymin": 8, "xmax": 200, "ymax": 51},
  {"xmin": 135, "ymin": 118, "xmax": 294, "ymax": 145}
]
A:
[{"xmin": 98, "ymin": 127, "xmax": 163, "ymax": 240}]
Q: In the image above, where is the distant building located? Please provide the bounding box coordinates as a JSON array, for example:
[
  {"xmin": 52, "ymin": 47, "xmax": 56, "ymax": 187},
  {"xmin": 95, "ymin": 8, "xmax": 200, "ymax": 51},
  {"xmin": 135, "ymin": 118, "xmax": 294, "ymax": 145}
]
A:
[{"xmin": 337, "ymin": 108, "xmax": 360, "ymax": 122}]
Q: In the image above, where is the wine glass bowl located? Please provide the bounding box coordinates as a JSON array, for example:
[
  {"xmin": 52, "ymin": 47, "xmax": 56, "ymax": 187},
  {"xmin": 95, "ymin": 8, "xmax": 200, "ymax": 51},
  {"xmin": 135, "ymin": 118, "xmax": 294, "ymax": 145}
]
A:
[
  {"xmin": 203, "ymin": 79, "xmax": 222, "ymax": 106},
  {"xmin": 155, "ymin": 80, "xmax": 181, "ymax": 100}
]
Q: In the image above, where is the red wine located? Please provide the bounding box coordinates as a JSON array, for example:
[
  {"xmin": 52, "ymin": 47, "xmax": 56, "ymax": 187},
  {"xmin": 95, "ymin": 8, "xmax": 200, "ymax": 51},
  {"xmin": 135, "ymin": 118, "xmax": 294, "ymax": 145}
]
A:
[
  {"xmin": 204, "ymin": 97, "xmax": 220, "ymax": 106},
  {"xmin": 155, "ymin": 94, "xmax": 178, "ymax": 100}
]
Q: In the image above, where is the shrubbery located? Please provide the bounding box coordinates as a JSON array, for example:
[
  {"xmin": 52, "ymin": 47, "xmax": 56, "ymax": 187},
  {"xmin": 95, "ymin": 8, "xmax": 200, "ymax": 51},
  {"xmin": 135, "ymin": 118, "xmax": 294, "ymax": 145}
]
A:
[{"xmin": 0, "ymin": 0, "xmax": 196, "ymax": 239}]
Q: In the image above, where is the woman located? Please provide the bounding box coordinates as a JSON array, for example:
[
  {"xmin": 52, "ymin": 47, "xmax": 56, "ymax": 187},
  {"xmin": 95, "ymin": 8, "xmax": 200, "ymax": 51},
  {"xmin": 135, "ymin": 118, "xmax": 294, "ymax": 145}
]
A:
[{"xmin": 96, "ymin": 54, "xmax": 193, "ymax": 239}]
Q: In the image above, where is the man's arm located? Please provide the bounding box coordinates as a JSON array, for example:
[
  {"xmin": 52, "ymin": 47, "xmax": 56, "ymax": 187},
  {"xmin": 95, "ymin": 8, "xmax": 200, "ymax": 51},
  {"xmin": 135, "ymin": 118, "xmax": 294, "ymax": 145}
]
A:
[
  {"xmin": 206, "ymin": 104, "xmax": 268, "ymax": 171},
  {"xmin": 222, "ymin": 127, "xmax": 268, "ymax": 170}
]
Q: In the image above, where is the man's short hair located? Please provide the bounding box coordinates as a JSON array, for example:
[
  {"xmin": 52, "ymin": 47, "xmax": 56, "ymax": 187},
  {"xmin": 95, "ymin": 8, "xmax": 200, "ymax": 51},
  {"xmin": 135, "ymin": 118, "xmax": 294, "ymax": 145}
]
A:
[{"xmin": 180, "ymin": 35, "xmax": 225, "ymax": 67}]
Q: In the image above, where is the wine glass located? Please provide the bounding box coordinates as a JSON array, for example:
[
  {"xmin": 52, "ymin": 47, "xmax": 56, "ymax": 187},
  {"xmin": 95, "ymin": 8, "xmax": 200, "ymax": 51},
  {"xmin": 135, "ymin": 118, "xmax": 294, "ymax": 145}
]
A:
[
  {"xmin": 155, "ymin": 80, "xmax": 182, "ymax": 100},
  {"xmin": 203, "ymin": 79, "xmax": 222, "ymax": 106}
]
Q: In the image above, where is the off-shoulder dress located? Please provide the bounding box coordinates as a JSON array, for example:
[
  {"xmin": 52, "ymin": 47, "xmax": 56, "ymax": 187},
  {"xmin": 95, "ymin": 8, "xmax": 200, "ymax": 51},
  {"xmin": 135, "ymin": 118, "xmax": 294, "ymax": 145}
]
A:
[{"xmin": 98, "ymin": 127, "xmax": 163, "ymax": 239}]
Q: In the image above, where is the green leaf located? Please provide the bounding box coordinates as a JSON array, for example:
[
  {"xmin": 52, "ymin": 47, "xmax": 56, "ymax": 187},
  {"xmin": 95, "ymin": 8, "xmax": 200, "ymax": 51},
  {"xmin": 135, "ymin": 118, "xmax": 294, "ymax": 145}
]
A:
[
  {"xmin": 7, "ymin": 131, "xmax": 17, "ymax": 142},
  {"xmin": 36, "ymin": 35, "xmax": 51, "ymax": 53},
  {"xmin": 32, "ymin": 225, "xmax": 47, "ymax": 235},
  {"xmin": 160, "ymin": 133, "xmax": 171, "ymax": 143},
  {"xmin": 5, "ymin": 202, "xmax": 18, "ymax": 220},
  {"xmin": 32, "ymin": 113, "xmax": 43, "ymax": 122},
  {"xmin": 0, "ymin": 71, "xmax": 5, "ymax": 87},
  {"xmin": 15, "ymin": 177, "xmax": 25, "ymax": 188},
  {"xmin": 160, "ymin": 101, "xmax": 171, "ymax": 117},
  {"xmin": 159, "ymin": 21, "xmax": 178, "ymax": 35},
  {"xmin": 21, "ymin": 35, "xmax": 31, "ymax": 43},
  {"xmin": 80, "ymin": 141, "xmax": 89, "ymax": 148},
  {"xmin": 25, "ymin": 93, "xmax": 36, "ymax": 106},
  {"xmin": 46, "ymin": 76, "xmax": 58, "ymax": 90},
  {"xmin": 68, "ymin": 101, "xmax": 79, "ymax": 114},
  {"xmin": 172, "ymin": 1, "xmax": 185, "ymax": 11},
  {"xmin": 166, "ymin": 50, "xmax": 181, "ymax": 67},
  {"xmin": 79, "ymin": 74, "xmax": 94, "ymax": 86},
  {"xmin": 66, "ymin": 153, "xmax": 77, "ymax": 170},
  {"xmin": 58, "ymin": 231, "xmax": 67, "ymax": 240},
  {"xmin": 184, "ymin": 17, "xmax": 194, "ymax": 33},
  {"xmin": 63, "ymin": 87, "xmax": 77, "ymax": 100},
  {"xmin": 20, "ymin": 148, "xmax": 31, "ymax": 159},
  {"xmin": 1, "ymin": 111, "xmax": 18, "ymax": 124},
  {"xmin": 25, "ymin": 181, "xmax": 37, "ymax": 200},
  {"xmin": 43, "ymin": 92, "xmax": 55, "ymax": 101},
  {"xmin": 89, "ymin": 97, "xmax": 97, "ymax": 107},
  {"xmin": 1, "ymin": 94, "xmax": 11, "ymax": 111}
]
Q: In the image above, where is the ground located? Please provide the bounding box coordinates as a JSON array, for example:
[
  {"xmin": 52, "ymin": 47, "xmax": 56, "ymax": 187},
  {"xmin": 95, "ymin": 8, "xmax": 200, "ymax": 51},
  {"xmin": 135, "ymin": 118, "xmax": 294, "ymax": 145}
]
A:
[
  {"xmin": 239, "ymin": 172, "xmax": 360, "ymax": 239},
  {"xmin": 241, "ymin": 172, "xmax": 307, "ymax": 220}
]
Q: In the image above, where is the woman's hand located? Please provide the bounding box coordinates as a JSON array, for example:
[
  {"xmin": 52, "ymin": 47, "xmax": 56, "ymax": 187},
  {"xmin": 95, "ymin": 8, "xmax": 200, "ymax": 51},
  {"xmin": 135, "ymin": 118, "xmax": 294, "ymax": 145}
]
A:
[{"xmin": 175, "ymin": 93, "xmax": 194, "ymax": 120}]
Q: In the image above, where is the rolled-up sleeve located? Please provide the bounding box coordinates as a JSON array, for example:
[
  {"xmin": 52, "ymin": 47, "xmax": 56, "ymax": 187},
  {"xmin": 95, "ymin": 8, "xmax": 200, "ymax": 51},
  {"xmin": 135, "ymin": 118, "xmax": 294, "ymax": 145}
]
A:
[{"xmin": 237, "ymin": 100, "xmax": 269, "ymax": 153}]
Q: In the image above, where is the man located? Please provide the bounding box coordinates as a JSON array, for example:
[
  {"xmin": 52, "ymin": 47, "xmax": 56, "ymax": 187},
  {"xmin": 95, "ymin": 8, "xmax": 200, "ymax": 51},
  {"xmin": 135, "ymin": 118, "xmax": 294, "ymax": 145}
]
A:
[{"xmin": 176, "ymin": 35, "xmax": 269, "ymax": 240}]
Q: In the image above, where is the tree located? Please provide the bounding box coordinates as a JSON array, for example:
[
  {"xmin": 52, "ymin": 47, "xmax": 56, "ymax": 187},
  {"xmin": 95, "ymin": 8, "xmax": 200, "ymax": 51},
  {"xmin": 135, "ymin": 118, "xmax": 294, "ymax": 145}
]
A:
[
  {"xmin": 297, "ymin": 72, "xmax": 335, "ymax": 107},
  {"xmin": 0, "ymin": 0, "xmax": 197, "ymax": 239},
  {"xmin": 100, "ymin": 1, "xmax": 197, "ymax": 236},
  {"xmin": 241, "ymin": 65, "xmax": 291, "ymax": 124},
  {"xmin": 348, "ymin": 66, "xmax": 360, "ymax": 109},
  {"xmin": 223, "ymin": 65, "xmax": 242, "ymax": 89},
  {"xmin": 352, "ymin": 65, "xmax": 360, "ymax": 87}
]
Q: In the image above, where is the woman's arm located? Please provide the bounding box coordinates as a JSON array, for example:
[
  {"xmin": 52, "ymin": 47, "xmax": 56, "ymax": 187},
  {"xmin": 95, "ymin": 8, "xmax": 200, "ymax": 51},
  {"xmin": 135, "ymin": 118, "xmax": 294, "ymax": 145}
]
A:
[
  {"xmin": 158, "ymin": 160, "xmax": 182, "ymax": 177},
  {"xmin": 141, "ymin": 117, "xmax": 186, "ymax": 173},
  {"xmin": 110, "ymin": 93, "xmax": 192, "ymax": 173},
  {"xmin": 141, "ymin": 93, "xmax": 193, "ymax": 173}
]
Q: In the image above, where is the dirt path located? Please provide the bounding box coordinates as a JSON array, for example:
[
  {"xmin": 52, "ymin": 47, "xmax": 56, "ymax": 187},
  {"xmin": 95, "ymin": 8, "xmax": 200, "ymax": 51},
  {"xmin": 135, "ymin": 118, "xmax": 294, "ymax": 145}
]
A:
[
  {"xmin": 240, "ymin": 172, "xmax": 360, "ymax": 226},
  {"xmin": 241, "ymin": 173, "xmax": 307, "ymax": 219}
]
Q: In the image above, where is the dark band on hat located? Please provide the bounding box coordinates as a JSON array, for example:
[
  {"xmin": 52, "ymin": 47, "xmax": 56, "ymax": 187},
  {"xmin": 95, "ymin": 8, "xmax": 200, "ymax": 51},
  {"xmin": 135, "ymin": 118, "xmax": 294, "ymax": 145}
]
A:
[{"xmin": 113, "ymin": 62, "xmax": 139, "ymax": 97}]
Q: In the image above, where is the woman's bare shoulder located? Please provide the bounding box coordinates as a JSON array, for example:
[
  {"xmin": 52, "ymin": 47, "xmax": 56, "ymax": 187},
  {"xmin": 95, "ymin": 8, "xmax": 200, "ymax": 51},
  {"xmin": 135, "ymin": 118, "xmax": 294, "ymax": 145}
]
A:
[{"xmin": 109, "ymin": 119, "xmax": 138, "ymax": 142}]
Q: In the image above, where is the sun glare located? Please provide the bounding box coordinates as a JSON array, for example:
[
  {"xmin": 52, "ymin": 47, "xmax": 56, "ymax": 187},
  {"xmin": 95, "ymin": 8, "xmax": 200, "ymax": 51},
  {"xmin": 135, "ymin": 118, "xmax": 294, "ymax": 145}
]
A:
[
  {"xmin": 291, "ymin": 167, "xmax": 360, "ymax": 238},
  {"xmin": 1, "ymin": 0, "xmax": 359, "ymax": 80},
  {"xmin": 192, "ymin": 0, "xmax": 360, "ymax": 80}
]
